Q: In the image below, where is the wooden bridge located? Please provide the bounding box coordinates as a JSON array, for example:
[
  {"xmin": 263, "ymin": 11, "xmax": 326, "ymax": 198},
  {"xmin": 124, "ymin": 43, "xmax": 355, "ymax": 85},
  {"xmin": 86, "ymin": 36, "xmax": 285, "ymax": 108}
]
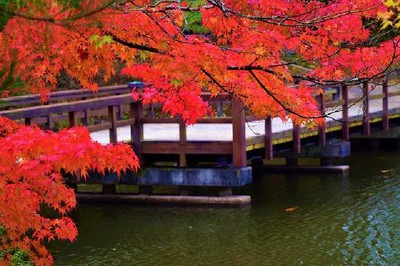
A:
[{"xmin": 1, "ymin": 80, "xmax": 400, "ymax": 205}]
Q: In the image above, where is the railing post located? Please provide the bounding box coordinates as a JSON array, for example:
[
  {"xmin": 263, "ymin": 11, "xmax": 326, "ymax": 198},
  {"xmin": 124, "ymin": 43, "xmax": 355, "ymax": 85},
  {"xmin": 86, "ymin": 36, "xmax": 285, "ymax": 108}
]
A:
[
  {"xmin": 25, "ymin": 117, "xmax": 32, "ymax": 126},
  {"xmin": 232, "ymin": 98, "xmax": 247, "ymax": 167},
  {"xmin": 342, "ymin": 84, "xmax": 349, "ymax": 141},
  {"xmin": 47, "ymin": 115, "xmax": 53, "ymax": 129},
  {"xmin": 128, "ymin": 81, "xmax": 145, "ymax": 165},
  {"xmin": 382, "ymin": 79, "xmax": 389, "ymax": 131},
  {"xmin": 265, "ymin": 116, "xmax": 273, "ymax": 160},
  {"xmin": 68, "ymin": 111, "xmax": 77, "ymax": 127},
  {"xmin": 179, "ymin": 121, "xmax": 187, "ymax": 167},
  {"xmin": 118, "ymin": 104, "xmax": 124, "ymax": 120},
  {"xmin": 68, "ymin": 111, "xmax": 79, "ymax": 191},
  {"xmin": 362, "ymin": 81, "xmax": 370, "ymax": 136},
  {"xmin": 83, "ymin": 109, "xmax": 90, "ymax": 126},
  {"xmin": 318, "ymin": 93, "xmax": 326, "ymax": 147},
  {"xmin": 105, "ymin": 105, "xmax": 118, "ymax": 194},
  {"xmin": 292, "ymin": 124, "xmax": 301, "ymax": 154},
  {"xmin": 217, "ymin": 100, "xmax": 224, "ymax": 117},
  {"xmin": 108, "ymin": 105, "xmax": 117, "ymax": 143},
  {"xmin": 147, "ymin": 104, "xmax": 155, "ymax": 118},
  {"xmin": 130, "ymin": 102, "xmax": 143, "ymax": 164}
]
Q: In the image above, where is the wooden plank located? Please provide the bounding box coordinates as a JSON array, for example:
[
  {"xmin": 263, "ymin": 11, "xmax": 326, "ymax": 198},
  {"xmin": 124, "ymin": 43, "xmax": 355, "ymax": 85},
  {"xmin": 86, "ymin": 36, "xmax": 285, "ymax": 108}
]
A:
[
  {"xmin": 383, "ymin": 79, "xmax": 389, "ymax": 131},
  {"xmin": 197, "ymin": 117, "xmax": 232, "ymax": 123},
  {"xmin": 246, "ymin": 115, "xmax": 260, "ymax": 122},
  {"xmin": 116, "ymin": 118, "xmax": 135, "ymax": 127},
  {"xmin": 0, "ymin": 94, "xmax": 133, "ymax": 120},
  {"xmin": 362, "ymin": 81, "xmax": 370, "ymax": 136},
  {"xmin": 265, "ymin": 116, "xmax": 273, "ymax": 160},
  {"xmin": 108, "ymin": 106, "xmax": 117, "ymax": 143},
  {"xmin": 342, "ymin": 84, "xmax": 349, "ymax": 141},
  {"xmin": 318, "ymin": 93, "xmax": 326, "ymax": 147},
  {"xmin": 184, "ymin": 142, "xmax": 232, "ymax": 154},
  {"xmin": 130, "ymin": 102, "xmax": 143, "ymax": 163},
  {"xmin": 142, "ymin": 142, "xmax": 180, "ymax": 154},
  {"xmin": 141, "ymin": 141, "xmax": 232, "ymax": 154},
  {"xmin": 216, "ymin": 100, "xmax": 223, "ymax": 117},
  {"xmin": 68, "ymin": 111, "xmax": 77, "ymax": 127},
  {"xmin": 14, "ymin": 93, "xmax": 214, "ymax": 115},
  {"xmin": 232, "ymin": 99, "xmax": 247, "ymax": 167},
  {"xmin": 87, "ymin": 123, "xmax": 111, "ymax": 132},
  {"xmin": 46, "ymin": 114, "xmax": 54, "ymax": 129},
  {"xmin": 179, "ymin": 121, "xmax": 187, "ymax": 167},
  {"xmin": 83, "ymin": 109, "xmax": 90, "ymax": 126},
  {"xmin": 0, "ymin": 85, "xmax": 130, "ymax": 108},
  {"xmin": 141, "ymin": 118, "xmax": 179, "ymax": 124},
  {"xmin": 292, "ymin": 124, "xmax": 301, "ymax": 154},
  {"xmin": 141, "ymin": 117, "xmax": 232, "ymax": 124},
  {"xmin": 200, "ymin": 93, "xmax": 230, "ymax": 101}
]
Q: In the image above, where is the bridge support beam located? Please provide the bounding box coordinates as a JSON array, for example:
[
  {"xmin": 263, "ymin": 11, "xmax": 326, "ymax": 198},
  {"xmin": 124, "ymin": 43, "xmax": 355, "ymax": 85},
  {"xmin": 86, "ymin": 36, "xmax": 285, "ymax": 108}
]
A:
[
  {"xmin": 265, "ymin": 116, "xmax": 273, "ymax": 160},
  {"xmin": 342, "ymin": 85, "xmax": 349, "ymax": 141},
  {"xmin": 232, "ymin": 98, "xmax": 247, "ymax": 167},
  {"xmin": 108, "ymin": 105, "xmax": 118, "ymax": 143},
  {"xmin": 68, "ymin": 111, "xmax": 77, "ymax": 127},
  {"xmin": 383, "ymin": 79, "xmax": 389, "ymax": 131},
  {"xmin": 362, "ymin": 81, "xmax": 370, "ymax": 136},
  {"xmin": 318, "ymin": 93, "xmax": 326, "ymax": 147},
  {"xmin": 179, "ymin": 122, "xmax": 187, "ymax": 167},
  {"xmin": 130, "ymin": 102, "xmax": 143, "ymax": 165}
]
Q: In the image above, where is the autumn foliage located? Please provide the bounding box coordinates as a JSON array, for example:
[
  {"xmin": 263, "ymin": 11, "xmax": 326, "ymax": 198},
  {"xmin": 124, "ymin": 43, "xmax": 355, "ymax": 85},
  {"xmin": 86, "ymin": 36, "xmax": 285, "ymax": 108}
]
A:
[
  {"xmin": 1, "ymin": 0, "xmax": 400, "ymax": 264},
  {"xmin": 1, "ymin": 0, "xmax": 399, "ymax": 125},
  {"xmin": 0, "ymin": 117, "xmax": 138, "ymax": 265}
]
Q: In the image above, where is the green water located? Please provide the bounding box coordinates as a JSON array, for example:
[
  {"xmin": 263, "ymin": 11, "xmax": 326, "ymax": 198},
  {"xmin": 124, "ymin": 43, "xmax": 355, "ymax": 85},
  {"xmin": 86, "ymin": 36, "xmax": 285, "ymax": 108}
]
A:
[{"xmin": 50, "ymin": 150, "xmax": 400, "ymax": 265}]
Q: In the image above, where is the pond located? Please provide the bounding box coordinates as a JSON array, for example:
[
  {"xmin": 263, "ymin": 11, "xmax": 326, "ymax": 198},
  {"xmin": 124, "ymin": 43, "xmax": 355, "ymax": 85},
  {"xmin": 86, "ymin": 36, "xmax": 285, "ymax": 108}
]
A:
[{"xmin": 50, "ymin": 149, "xmax": 400, "ymax": 265}]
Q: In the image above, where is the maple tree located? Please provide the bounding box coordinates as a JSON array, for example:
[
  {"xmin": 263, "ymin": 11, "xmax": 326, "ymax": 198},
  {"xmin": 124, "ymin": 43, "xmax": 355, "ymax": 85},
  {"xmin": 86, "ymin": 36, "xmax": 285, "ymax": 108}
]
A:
[
  {"xmin": 1, "ymin": 0, "xmax": 400, "ymax": 264},
  {"xmin": 0, "ymin": 117, "xmax": 138, "ymax": 265},
  {"xmin": 1, "ymin": 0, "xmax": 400, "ymax": 124}
]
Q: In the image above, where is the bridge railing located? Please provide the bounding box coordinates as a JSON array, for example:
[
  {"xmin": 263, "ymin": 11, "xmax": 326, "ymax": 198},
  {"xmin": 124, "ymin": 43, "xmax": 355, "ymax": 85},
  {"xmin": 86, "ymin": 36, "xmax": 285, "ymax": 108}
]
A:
[
  {"xmin": 1, "ymin": 78, "xmax": 399, "ymax": 166},
  {"xmin": 0, "ymin": 87, "xmax": 247, "ymax": 167}
]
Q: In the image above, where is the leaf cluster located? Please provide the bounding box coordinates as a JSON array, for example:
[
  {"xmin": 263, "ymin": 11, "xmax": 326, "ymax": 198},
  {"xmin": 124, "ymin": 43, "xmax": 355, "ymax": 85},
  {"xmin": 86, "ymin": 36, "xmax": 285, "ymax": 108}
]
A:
[{"xmin": 0, "ymin": 117, "xmax": 139, "ymax": 264}]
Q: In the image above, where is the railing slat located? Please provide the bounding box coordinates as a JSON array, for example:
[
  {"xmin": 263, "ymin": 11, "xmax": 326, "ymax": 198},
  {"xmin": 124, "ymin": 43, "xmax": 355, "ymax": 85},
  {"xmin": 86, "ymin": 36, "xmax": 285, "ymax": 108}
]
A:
[
  {"xmin": 232, "ymin": 98, "xmax": 247, "ymax": 167},
  {"xmin": 362, "ymin": 81, "xmax": 370, "ymax": 136},
  {"xmin": 265, "ymin": 116, "xmax": 273, "ymax": 160},
  {"xmin": 383, "ymin": 79, "xmax": 389, "ymax": 131},
  {"xmin": 318, "ymin": 93, "xmax": 326, "ymax": 147},
  {"xmin": 130, "ymin": 102, "xmax": 143, "ymax": 164},
  {"xmin": 179, "ymin": 121, "xmax": 187, "ymax": 167},
  {"xmin": 342, "ymin": 85, "xmax": 349, "ymax": 141},
  {"xmin": 108, "ymin": 106, "xmax": 118, "ymax": 143}
]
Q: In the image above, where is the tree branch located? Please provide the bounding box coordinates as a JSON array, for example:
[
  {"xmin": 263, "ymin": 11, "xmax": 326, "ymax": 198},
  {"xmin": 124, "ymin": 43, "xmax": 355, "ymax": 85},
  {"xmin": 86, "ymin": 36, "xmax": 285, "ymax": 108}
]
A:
[{"xmin": 107, "ymin": 32, "xmax": 162, "ymax": 54}]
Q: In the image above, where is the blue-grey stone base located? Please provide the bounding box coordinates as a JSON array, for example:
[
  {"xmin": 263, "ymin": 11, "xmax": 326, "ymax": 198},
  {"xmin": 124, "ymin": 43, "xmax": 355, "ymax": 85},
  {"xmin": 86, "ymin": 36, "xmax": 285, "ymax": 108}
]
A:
[
  {"xmin": 76, "ymin": 194, "xmax": 251, "ymax": 207},
  {"xmin": 71, "ymin": 167, "xmax": 252, "ymax": 187},
  {"xmin": 301, "ymin": 139, "xmax": 351, "ymax": 158}
]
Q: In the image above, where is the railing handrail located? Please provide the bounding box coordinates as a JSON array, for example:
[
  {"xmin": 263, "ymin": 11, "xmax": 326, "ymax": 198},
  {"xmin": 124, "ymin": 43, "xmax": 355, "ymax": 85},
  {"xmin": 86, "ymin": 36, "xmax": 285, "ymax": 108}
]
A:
[
  {"xmin": 0, "ymin": 85, "xmax": 232, "ymax": 110},
  {"xmin": 0, "ymin": 94, "xmax": 133, "ymax": 119},
  {"xmin": 0, "ymin": 85, "xmax": 130, "ymax": 109}
]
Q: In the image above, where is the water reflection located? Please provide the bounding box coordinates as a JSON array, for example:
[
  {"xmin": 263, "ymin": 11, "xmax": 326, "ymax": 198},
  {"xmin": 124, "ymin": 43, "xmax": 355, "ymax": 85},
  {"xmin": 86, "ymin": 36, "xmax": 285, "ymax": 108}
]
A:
[
  {"xmin": 340, "ymin": 171, "xmax": 400, "ymax": 265},
  {"xmin": 51, "ymin": 151, "xmax": 400, "ymax": 265}
]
